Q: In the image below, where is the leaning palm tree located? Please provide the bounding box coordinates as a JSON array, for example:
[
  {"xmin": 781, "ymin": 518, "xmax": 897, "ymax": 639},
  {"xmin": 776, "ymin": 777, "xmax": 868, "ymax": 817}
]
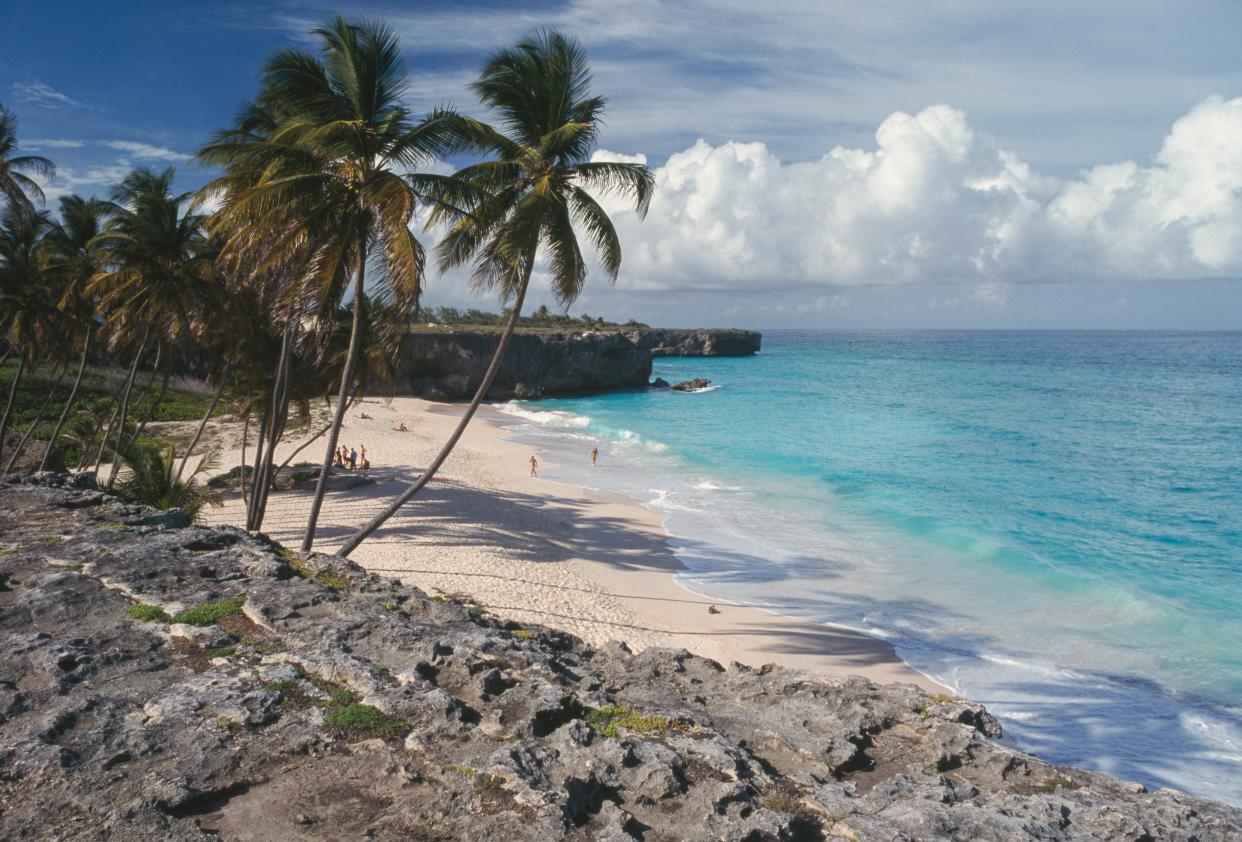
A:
[
  {"xmin": 88, "ymin": 167, "xmax": 213, "ymax": 486},
  {"xmin": 0, "ymin": 105, "xmax": 54, "ymax": 211},
  {"xmin": 0, "ymin": 205, "xmax": 58, "ymax": 469},
  {"xmin": 39, "ymin": 195, "xmax": 111, "ymax": 470},
  {"xmin": 199, "ymin": 15, "xmax": 464, "ymax": 548},
  {"xmin": 338, "ymin": 30, "xmax": 653, "ymax": 556}
]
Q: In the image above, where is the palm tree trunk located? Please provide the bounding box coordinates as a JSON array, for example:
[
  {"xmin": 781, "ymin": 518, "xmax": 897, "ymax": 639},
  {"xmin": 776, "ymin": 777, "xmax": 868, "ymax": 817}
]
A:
[
  {"xmin": 4, "ymin": 361, "xmax": 68, "ymax": 474},
  {"xmin": 337, "ymin": 259, "xmax": 534, "ymax": 557},
  {"xmin": 76, "ymin": 402, "xmax": 109, "ymax": 471},
  {"xmin": 245, "ymin": 398, "xmax": 271, "ymax": 525},
  {"xmin": 41, "ymin": 325, "xmax": 92, "ymax": 472},
  {"xmin": 93, "ymin": 334, "xmax": 148, "ymax": 476},
  {"xmin": 0, "ymin": 353, "xmax": 28, "ymax": 472},
  {"xmin": 302, "ymin": 257, "xmax": 367, "ymax": 552},
  {"xmin": 98, "ymin": 335, "xmax": 149, "ymax": 486},
  {"xmin": 176, "ymin": 362, "xmax": 230, "ymax": 483},
  {"xmin": 128, "ymin": 367, "xmax": 171, "ymax": 447},
  {"xmin": 116, "ymin": 342, "xmax": 164, "ymax": 456},
  {"xmin": 245, "ymin": 325, "xmax": 289, "ymax": 531},
  {"xmin": 239, "ymin": 411, "xmax": 251, "ymax": 507},
  {"xmin": 248, "ymin": 322, "xmax": 294, "ymax": 532}
]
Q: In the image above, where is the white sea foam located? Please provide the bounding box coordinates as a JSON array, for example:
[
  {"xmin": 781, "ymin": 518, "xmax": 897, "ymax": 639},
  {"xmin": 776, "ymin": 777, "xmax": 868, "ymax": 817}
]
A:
[
  {"xmin": 494, "ymin": 400, "xmax": 1242, "ymax": 806},
  {"xmin": 496, "ymin": 402, "xmax": 590, "ymax": 428}
]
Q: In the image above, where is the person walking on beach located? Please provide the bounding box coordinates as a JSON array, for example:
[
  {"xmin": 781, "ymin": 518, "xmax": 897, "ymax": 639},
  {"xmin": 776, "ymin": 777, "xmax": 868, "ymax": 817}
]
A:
[
  {"xmin": 360, "ymin": 445, "xmax": 368, "ymax": 469},
  {"xmin": 529, "ymin": 455, "xmax": 538, "ymax": 477},
  {"xmin": 348, "ymin": 447, "xmax": 358, "ymax": 470},
  {"xmin": 591, "ymin": 447, "xmax": 598, "ymax": 466}
]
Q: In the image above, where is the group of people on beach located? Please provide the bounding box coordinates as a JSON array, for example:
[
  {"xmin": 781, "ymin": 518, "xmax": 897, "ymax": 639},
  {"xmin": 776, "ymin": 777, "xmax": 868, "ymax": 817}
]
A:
[{"xmin": 334, "ymin": 444, "xmax": 369, "ymax": 471}]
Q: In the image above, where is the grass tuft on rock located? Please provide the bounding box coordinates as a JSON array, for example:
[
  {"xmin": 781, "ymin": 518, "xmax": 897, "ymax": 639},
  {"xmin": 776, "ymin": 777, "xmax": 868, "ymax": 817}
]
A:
[
  {"xmin": 323, "ymin": 704, "xmax": 409, "ymax": 739},
  {"xmin": 128, "ymin": 603, "xmax": 171, "ymax": 623},
  {"xmin": 288, "ymin": 556, "xmax": 351, "ymax": 591},
  {"xmin": 172, "ymin": 597, "xmax": 245, "ymax": 626},
  {"xmin": 584, "ymin": 705, "xmax": 676, "ymax": 738}
]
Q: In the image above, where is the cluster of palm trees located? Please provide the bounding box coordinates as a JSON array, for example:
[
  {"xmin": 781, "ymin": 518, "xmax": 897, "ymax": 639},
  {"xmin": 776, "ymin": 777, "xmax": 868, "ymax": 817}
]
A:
[{"xmin": 0, "ymin": 16, "xmax": 652, "ymax": 556}]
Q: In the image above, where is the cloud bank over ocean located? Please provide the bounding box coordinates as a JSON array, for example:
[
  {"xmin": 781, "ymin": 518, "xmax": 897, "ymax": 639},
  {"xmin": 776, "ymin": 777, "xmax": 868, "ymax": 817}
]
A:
[{"xmin": 591, "ymin": 96, "xmax": 1242, "ymax": 290}]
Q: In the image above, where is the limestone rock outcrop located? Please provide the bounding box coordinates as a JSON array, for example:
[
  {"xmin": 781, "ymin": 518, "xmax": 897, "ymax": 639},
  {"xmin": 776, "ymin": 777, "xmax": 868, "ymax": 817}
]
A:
[
  {"xmin": 1, "ymin": 473, "xmax": 1238, "ymax": 841},
  {"xmin": 398, "ymin": 327, "xmax": 760, "ymax": 400}
]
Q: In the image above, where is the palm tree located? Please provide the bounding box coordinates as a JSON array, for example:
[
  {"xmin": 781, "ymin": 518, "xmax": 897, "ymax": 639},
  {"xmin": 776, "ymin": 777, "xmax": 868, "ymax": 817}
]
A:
[
  {"xmin": 199, "ymin": 15, "xmax": 464, "ymax": 549},
  {"xmin": 88, "ymin": 167, "xmax": 213, "ymax": 485},
  {"xmin": 113, "ymin": 439, "xmax": 222, "ymax": 523},
  {"xmin": 338, "ymin": 30, "xmax": 653, "ymax": 556},
  {"xmin": 40, "ymin": 195, "xmax": 110, "ymax": 470},
  {"xmin": 0, "ymin": 205, "xmax": 58, "ymax": 469},
  {"xmin": 0, "ymin": 105, "xmax": 54, "ymax": 211}
]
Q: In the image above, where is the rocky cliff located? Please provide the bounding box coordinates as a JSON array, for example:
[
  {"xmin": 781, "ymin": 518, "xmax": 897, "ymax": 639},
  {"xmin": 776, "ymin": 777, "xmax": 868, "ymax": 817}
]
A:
[
  {"xmin": 400, "ymin": 329, "xmax": 652, "ymax": 400},
  {"xmin": 398, "ymin": 327, "xmax": 760, "ymax": 400},
  {"xmin": 2, "ymin": 473, "xmax": 1239, "ymax": 841},
  {"xmin": 642, "ymin": 328, "xmax": 762, "ymax": 357}
]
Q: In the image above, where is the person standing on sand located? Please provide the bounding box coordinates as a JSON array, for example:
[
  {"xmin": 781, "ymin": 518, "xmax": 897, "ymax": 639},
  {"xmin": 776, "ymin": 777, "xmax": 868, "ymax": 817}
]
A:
[
  {"xmin": 591, "ymin": 447, "xmax": 598, "ymax": 466},
  {"xmin": 360, "ymin": 445, "xmax": 367, "ymax": 468},
  {"xmin": 348, "ymin": 447, "xmax": 358, "ymax": 470},
  {"xmin": 529, "ymin": 455, "xmax": 538, "ymax": 477}
]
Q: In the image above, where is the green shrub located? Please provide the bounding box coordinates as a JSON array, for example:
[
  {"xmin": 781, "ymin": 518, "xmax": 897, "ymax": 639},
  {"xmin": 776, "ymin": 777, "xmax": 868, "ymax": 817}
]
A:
[
  {"xmin": 288, "ymin": 556, "xmax": 350, "ymax": 590},
  {"xmin": 584, "ymin": 705, "xmax": 675, "ymax": 737},
  {"xmin": 323, "ymin": 704, "xmax": 409, "ymax": 738},
  {"xmin": 172, "ymin": 597, "xmax": 245, "ymax": 626},
  {"xmin": 112, "ymin": 440, "xmax": 223, "ymax": 522},
  {"xmin": 128, "ymin": 603, "xmax": 171, "ymax": 623}
]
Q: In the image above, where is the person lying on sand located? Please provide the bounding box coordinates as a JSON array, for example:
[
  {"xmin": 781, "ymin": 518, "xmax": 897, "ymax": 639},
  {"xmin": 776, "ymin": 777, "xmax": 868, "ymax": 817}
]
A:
[
  {"xmin": 394, "ymin": 422, "xmax": 409, "ymax": 432},
  {"xmin": 529, "ymin": 455, "xmax": 538, "ymax": 477},
  {"xmin": 357, "ymin": 412, "xmax": 373, "ymax": 420}
]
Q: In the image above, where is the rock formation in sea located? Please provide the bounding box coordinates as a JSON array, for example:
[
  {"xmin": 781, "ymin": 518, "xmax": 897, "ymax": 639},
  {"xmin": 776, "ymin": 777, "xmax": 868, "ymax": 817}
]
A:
[
  {"xmin": 670, "ymin": 378, "xmax": 713, "ymax": 392},
  {"xmin": 2, "ymin": 473, "xmax": 1238, "ymax": 841},
  {"xmin": 399, "ymin": 327, "xmax": 760, "ymax": 400}
]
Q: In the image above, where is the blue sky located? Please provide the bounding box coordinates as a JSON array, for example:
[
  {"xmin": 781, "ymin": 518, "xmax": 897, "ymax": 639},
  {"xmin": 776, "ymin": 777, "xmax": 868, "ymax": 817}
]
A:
[{"xmin": 5, "ymin": 1, "xmax": 1242, "ymax": 328}]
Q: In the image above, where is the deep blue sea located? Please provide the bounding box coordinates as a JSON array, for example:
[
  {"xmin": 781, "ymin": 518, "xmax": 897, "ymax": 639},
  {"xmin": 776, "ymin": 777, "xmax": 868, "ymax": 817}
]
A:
[{"xmin": 496, "ymin": 330, "xmax": 1242, "ymax": 804}]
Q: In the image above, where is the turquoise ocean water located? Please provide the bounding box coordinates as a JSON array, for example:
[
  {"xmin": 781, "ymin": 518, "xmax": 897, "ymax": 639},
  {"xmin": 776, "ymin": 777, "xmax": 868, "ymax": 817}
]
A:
[{"xmin": 495, "ymin": 330, "xmax": 1242, "ymax": 804}]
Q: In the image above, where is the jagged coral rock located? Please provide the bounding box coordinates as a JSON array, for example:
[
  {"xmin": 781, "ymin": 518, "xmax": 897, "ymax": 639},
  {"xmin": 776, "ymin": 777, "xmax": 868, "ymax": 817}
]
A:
[{"xmin": 1, "ymin": 473, "xmax": 1239, "ymax": 840}]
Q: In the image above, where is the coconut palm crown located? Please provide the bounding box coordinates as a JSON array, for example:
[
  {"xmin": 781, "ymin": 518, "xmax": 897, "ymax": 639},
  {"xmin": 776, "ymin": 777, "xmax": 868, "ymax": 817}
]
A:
[
  {"xmin": 197, "ymin": 14, "xmax": 470, "ymax": 548},
  {"xmin": 338, "ymin": 29, "xmax": 654, "ymax": 556},
  {"xmin": 0, "ymin": 105, "xmax": 54, "ymax": 211}
]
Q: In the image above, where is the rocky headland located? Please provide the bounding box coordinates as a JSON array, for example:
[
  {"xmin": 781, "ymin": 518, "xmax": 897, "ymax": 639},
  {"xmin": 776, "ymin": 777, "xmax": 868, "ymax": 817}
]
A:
[
  {"xmin": 399, "ymin": 327, "xmax": 760, "ymax": 400},
  {"xmin": 2, "ymin": 473, "xmax": 1239, "ymax": 840}
]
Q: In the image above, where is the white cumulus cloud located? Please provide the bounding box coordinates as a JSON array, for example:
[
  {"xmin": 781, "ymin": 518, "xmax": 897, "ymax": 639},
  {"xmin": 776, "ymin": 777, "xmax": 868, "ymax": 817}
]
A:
[{"xmin": 591, "ymin": 96, "xmax": 1242, "ymax": 290}]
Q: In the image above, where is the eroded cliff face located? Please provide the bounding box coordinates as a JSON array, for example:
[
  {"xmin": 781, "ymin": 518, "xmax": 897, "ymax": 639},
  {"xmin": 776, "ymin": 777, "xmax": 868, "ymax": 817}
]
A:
[
  {"xmin": 2, "ymin": 473, "xmax": 1240, "ymax": 841},
  {"xmin": 397, "ymin": 327, "xmax": 761, "ymax": 400},
  {"xmin": 642, "ymin": 328, "xmax": 762, "ymax": 357},
  {"xmin": 400, "ymin": 329, "xmax": 653, "ymax": 400}
]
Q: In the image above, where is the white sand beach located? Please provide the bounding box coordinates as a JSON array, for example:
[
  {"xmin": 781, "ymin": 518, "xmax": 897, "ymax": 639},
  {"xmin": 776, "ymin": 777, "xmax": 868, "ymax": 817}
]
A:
[{"xmin": 201, "ymin": 397, "xmax": 940, "ymax": 690}]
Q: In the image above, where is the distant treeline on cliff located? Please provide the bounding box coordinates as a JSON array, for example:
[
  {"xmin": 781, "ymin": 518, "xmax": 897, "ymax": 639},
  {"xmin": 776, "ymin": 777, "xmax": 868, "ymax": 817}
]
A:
[{"xmin": 422, "ymin": 305, "xmax": 647, "ymax": 331}]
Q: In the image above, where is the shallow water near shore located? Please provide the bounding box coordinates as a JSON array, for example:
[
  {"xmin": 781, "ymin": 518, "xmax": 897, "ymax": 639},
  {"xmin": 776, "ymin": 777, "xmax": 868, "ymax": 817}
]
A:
[{"xmin": 497, "ymin": 329, "xmax": 1242, "ymax": 805}]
